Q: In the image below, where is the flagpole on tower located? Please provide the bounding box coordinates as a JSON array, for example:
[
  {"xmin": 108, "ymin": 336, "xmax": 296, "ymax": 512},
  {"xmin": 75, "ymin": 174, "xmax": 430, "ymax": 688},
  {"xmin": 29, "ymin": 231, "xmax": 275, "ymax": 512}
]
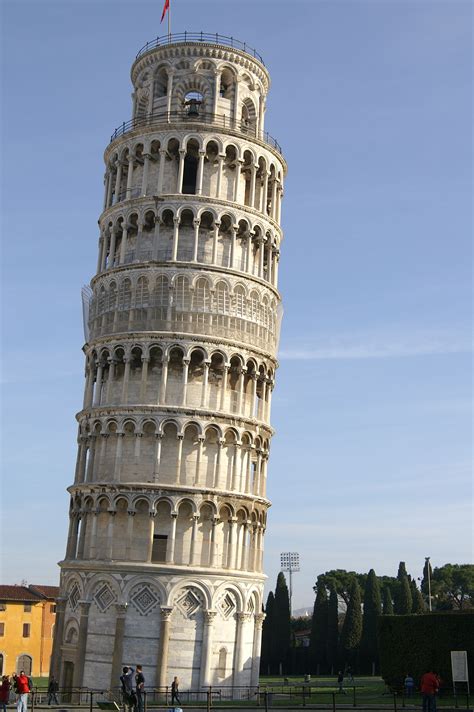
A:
[{"xmin": 168, "ymin": 0, "xmax": 171, "ymax": 39}]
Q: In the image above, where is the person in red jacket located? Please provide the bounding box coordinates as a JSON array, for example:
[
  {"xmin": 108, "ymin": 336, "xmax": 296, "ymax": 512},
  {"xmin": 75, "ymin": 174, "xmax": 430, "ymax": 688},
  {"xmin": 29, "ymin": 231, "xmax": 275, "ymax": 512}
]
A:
[
  {"xmin": 16, "ymin": 671, "xmax": 30, "ymax": 712},
  {"xmin": 420, "ymin": 669, "xmax": 439, "ymax": 712}
]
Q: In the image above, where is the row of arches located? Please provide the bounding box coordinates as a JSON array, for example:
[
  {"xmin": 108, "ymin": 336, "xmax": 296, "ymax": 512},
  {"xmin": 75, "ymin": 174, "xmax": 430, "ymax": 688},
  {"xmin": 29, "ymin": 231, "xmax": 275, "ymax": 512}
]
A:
[
  {"xmin": 98, "ymin": 204, "xmax": 281, "ymax": 285},
  {"xmin": 88, "ymin": 272, "xmax": 280, "ymax": 353},
  {"xmin": 84, "ymin": 340, "xmax": 275, "ymax": 420},
  {"xmin": 75, "ymin": 418, "xmax": 270, "ymax": 498},
  {"xmin": 131, "ymin": 55, "xmax": 267, "ymax": 139},
  {"xmin": 66, "ymin": 495, "xmax": 267, "ymax": 573},
  {"xmin": 103, "ymin": 136, "xmax": 283, "ymax": 223}
]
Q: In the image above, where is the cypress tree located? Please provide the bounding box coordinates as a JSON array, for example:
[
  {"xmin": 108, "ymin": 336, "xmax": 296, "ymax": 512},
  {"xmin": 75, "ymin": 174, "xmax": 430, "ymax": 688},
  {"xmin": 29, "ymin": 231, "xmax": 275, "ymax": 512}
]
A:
[
  {"xmin": 360, "ymin": 569, "xmax": 381, "ymax": 674},
  {"xmin": 411, "ymin": 579, "xmax": 425, "ymax": 613},
  {"xmin": 394, "ymin": 562, "xmax": 413, "ymax": 614},
  {"xmin": 309, "ymin": 578, "xmax": 328, "ymax": 674},
  {"xmin": 382, "ymin": 586, "xmax": 394, "ymax": 615},
  {"xmin": 326, "ymin": 585, "xmax": 339, "ymax": 674},
  {"xmin": 260, "ymin": 592, "xmax": 275, "ymax": 674},
  {"xmin": 273, "ymin": 572, "xmax": 291, "ymax": 674},
  {"xmin": 339, "ymin": 579, "xmax": 362, "ymax": 670}
]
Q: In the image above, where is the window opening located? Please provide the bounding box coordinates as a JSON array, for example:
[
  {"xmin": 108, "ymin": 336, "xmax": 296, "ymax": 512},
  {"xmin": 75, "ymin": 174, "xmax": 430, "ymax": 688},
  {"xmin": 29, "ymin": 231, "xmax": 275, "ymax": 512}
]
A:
[{"xmin": 152, "ymin": 535, "xmax": 168, "ymax": 563}]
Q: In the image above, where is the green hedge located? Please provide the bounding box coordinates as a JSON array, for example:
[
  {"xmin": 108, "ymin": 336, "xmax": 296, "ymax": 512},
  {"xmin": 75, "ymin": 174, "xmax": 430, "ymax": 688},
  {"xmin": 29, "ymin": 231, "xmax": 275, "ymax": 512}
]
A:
[{"xmin": 378, "ymin": 612, "xmax": 474, "ymax": 688}]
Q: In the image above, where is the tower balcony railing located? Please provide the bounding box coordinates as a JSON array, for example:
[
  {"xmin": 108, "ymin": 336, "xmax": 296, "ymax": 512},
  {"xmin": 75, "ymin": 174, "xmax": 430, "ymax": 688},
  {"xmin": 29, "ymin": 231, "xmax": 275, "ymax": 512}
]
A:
[
  {"xmin": 110, "ymin": 110, "xmax": 282, "ymax": 154},
  {"xmin": 136, "ymin": 31, "xmax": 265, "ymax": 65}
]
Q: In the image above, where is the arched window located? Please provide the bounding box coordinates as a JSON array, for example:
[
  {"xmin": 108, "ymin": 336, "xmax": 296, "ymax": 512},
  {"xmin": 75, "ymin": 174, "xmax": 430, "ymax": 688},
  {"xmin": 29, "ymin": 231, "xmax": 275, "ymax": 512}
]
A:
[
  {"xmin": 215, "ymin": 282, "xmax": 229, "ymax": 314},
  {"xmin": 118, "ymin": 279, "xmax": 132, "ymax": 310},
  {"xmin": 153, "ymin": 276, "xmax": 169, "ymax": 324},
  {"xmin": 194, "ymin": 278, "xmax": 211, "ymax": 312},
  {"xmin": 135, "ymin": 276, "xmax": 150, "ymax": 308}
]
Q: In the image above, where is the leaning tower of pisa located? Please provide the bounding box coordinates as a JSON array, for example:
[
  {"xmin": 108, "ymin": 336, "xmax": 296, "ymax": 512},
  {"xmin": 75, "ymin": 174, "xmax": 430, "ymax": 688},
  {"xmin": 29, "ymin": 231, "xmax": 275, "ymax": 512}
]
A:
[{"xmin": 51, "ymin": 33, "xmax": 286, "ymax": 692}]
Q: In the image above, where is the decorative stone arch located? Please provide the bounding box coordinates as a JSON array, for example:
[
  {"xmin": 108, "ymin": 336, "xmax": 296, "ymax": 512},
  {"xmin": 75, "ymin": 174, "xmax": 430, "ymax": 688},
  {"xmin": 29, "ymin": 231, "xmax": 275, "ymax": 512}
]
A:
[
  {"xmin": 158, "ymin": 417, "xmax": 180, "ymax": 436},
  {"xmin": 176, "ymin": 203, "xmax": 198, "ymax": 220},
  {"xmin": 196, "ymin": 205, "xmax": 219, "ymax": 222},
  {"xmin": 180, "ymin": 133, "xmax": 204, "ymax": 152},
  {"xmin": 213, "ymin": 580, "xmax": 245, "ymax": 613},
  {"xmin": 168, "ymin": 579, "xmax": 212, "ymax": 610}
]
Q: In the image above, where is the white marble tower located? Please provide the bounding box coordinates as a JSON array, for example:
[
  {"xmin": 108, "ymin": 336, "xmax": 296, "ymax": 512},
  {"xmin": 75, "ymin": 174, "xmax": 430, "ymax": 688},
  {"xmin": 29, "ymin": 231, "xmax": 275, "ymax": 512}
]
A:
[{"xmin": 51, "ymin": 33, "xmax": 286, "ymax": 693}]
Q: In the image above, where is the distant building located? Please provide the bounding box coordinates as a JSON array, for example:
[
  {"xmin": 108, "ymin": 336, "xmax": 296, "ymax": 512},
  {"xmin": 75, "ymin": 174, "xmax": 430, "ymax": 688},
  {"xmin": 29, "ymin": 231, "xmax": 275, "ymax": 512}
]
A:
[{"xmin": 0, "ymin": 585, "xmax": 59, "ymax": 677}]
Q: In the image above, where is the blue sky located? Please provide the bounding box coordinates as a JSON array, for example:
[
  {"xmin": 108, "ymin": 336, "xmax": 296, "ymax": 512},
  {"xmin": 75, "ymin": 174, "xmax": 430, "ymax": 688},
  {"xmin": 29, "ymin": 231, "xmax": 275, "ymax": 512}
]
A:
[{"xmin": 1, "ymin": 0, "xmax": 472, "ymax": 609}]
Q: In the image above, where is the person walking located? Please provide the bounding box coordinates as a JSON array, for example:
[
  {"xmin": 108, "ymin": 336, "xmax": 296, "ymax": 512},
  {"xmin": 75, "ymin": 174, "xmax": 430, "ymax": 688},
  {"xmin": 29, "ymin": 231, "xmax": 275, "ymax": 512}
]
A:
[
  {"xmin": 47, "ymin": 677, "xmax": 59, "ymax": 705},
  {"xmin": 0, "ymin": 676, "xmax": 11, "ymax": 712},
  {"xmin": 135, "ymin": 666, "xmax": 145, "ymax": 712},
  {"xmin": 337, "ymin": 671, "xmax": 346, "ymax": 695},
  {"xmin": 16, "ymin": 671, "xmax": 30, "ymax": 712},
  {"xmin": 171, "ymin": 677, "xmax": 180, "ymax": 706},
  {"xmin": 420, "ymin": 669, "xmax": 439, "ymax": 712}
]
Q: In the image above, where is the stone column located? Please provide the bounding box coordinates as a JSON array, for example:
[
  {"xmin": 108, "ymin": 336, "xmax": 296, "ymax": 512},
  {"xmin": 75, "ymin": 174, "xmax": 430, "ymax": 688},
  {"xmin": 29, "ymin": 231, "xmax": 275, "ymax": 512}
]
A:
[
  {"xmin": 157, "ymin": 149, "xmax": 166, "ymax": 194},
  {"xmin": 226, "ymin": 518, "xmax": 235, "ymax": 569},
  {"xmin": 245, "ymin": 233, "xmax": 253, "ymax": 273},
  {"xmin": 147, "ymin": 513, "xmax": 156, "ymax": 561},
  {"xmin": 219, "ymin": 365, "xmax": 229, "ymax": 411},
  {"xmin": 121, "ymin": 357, "xmax": 131, "ymax": 403},
  {"xmin": 199, "ymin": 610, "xmax": 217, "ymax": 688},
  {"xmin": 216, "ymin": 154, "xmax": 225, "ymax": 199},
  {"xmin": 237, "ymin": 367, "xmax": 246, "ymax": 412},
  {"xmin": 229, "ymin": 225, "xmax": 237, "ymax": 270},
  {"xmin": 271, "ymin": 178, "xmax": 278, "ymax": 220},
  {"xmin": 100, "ymin": 234, "xmax": 109, "ymax": 272},
  {"xmin": 214, "ymin": 440, "xmax": 224, "ymax": 488},
  {"xmin": 181, "ymin": 358, "xmax": 190, "ymax": 406},
  {"xmin": 73, "ymin": 601, "xmax": 91, "ymax": 687},
  {"xmin": 126, "ymin": 155, "xmax": 134, "ymax": 198},
  {"xmin": 141, "ymin": 153, "xmax": 150, "ymax": 196},
  {"xmin": 106, "ymin": 168, "xmax": 114, "ymax": 208},
  {"xmin": 200, "ymin": 361, "xmax": 210, "ymax": 407},
  {"xmin": 109, "ymin": 603, "xmax": 128, "ymax": 689},
  {"xmin": 171, "ymin": 216, "xmax": 180, "ymax": 261},
  {"xmin": 114, "ymin": 161, "xmax": 122, "ymax": 203},
  {"xmin": 115, "ymin": 432, "xmax": 124, "ymax": 482},
  {"xmin": 105, "ymin": 359, "xmax": 116, "ymax": 403},
  {"xmin": 156, "ymin": 606, "xmax": 173, "ymax": 689},
  {"xmin": 140, "ymin": 356, "xmax": 149, "ymax": 401},
  {"xmin": 249, "ymin": 164, "xmax": 257, "ymax": 209},
  {"xmin": 96, "ymin": 237, "xmax": 104, "ymax": 274},
  {"xmin": 210, "ymin": 516, "xmax": 218, "ymax": 566},
  {"xmin": 76, "ymin": 514, "xmax": 87, "ymax": 558},
  {"xmin": 106, "ymin": 510, "xmax": 116, "ymax": 559},
  {"xmin": 240, "ymin": 522, "xmax": 248, "ymax": 569},
  {"xmin": 194, "ymin": 436, "xmax": 204, "ymax": 486},
  {"xmin": 89, "ymin": 511, "xmax": 98, "ymax": 558},
  {"xmin": 50, "ymin": 597, "xmax": 67, "ymax": 680},
  {"xmin": 231, "ymin": 442, "xmax": 239, "ymax": 491},
  {"xmin": 250, "ymin": 613, "xmax": 265, "ymax": 687},
  {"xmin": 166, "ymin": 513, "xmax": 177, "ymax": 563},
  {"xmin": 176, "ymin": 434, "xmax": 184, "ymax": 484},
  {"xmin": 196, "ymin": 150, "xmax": 205, "ymax": 195},
  {"xmin": 233, "ymin": 612, "xmax": 250, "ymax": 687},
  {"xmin": 125, "ymin": 511, "xmax": 134, "ymax": 559},
  {"xmin": 152, "ymin": 217, "xmax": 161, "ymax": 260},
  {"xmin": 159, "ymin": 356, "xmax": 169, "ymax": 404},
  {"xmin": 262, "ymin": 171, "xmax": 269, "ymax": 214},
  {"xmin": 165, "ymin": 70, "xmax": 174, "ymax": 117},
  {"xmin": 177, "ymin": 149, "xmax": 186, "ymax": 193},
  {"xmin": 192, "ymin": 218, "xmax": 200, "ymax": 261},
  {"xmin": 233, "ymin": 77, "xmax": 241, "ymax": 128},
  {"xmin": 119, "ymin": 226, "xmax": 128, "ymax": 264},
  {"xmin": 258, "ymin": 239, "xmax": 265, "ymax": 279},
  {"xmin": 153, "ymin": 434, "xmax": 163, "ymax": 481},
  {"xmin": 211, "ymin": 221, "xmax": 220, "ymax": 264},
  {"xmin": 233, "ymin": 160, "xmax": 243, "ymax": 203},
  {"xmin": 109, "ymin": 229, "xmax": 117, "ymax": 269},
  {"xmin": 189, "ymin": 513, "xmax": 199, "ymax": 565},
  {"xmin": 212, "ymin": 69, "xmax": 221, "ymax": 117}
]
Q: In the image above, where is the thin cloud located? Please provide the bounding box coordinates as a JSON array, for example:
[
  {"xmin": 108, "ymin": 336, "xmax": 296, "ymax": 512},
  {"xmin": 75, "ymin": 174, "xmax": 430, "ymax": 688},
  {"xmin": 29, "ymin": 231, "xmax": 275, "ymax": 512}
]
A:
[{"xmin": 279, "ymin": 331, "xmax": 472, "ymax": 361}]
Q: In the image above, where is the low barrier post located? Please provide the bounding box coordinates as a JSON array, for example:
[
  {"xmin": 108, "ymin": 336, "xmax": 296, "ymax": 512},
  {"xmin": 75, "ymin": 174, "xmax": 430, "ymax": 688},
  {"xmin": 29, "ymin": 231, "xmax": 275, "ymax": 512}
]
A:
[
  {"xmin": 264, "ymin": 691, "xmax": 268, "ymax": 712},
  {"xmin": 332, "ymin": 691, "xmax": 336, "ymax": 712}
]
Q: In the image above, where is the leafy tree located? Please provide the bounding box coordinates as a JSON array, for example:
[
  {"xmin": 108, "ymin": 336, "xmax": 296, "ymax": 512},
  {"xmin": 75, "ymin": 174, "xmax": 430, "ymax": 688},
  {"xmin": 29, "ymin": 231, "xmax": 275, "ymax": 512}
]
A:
[
  {"xmin": 382, "ymin": 586, "xmax": 394, "ymax": 615},
  {"xmin": 318, "ymin": 569, "xmax": 366, "ymax": 606},
  {"xmin": 339, "ymin": 579, "xmax": 362, "ymax": 669},
  {"xmin": 274, "ymin": 572, "xmax": 291, "ymax": 673},
  {"xmin": 360, "ymin": 569, "xmax": 381, "ymax": 673},
  {"xmin": 394, "ymin": 562, "xmax": 412, "ymax": 614},
  {"xmin": 309, "ymin": 577, "xmax": 328, "ymax": 674},
  {"xmin": 326, "ymin": 586, "xmax": 339, "ymax": 674},
  {"xmin": 410, "ymin": 579, "xmax": 425, "ymax": 613},
  {"xmin": 261, "ymin": 592, "xmax": 275, "ymax": 673},
  {"xmin": 432, "ymin": 564, "xmax": 474, "ymax": 610}
]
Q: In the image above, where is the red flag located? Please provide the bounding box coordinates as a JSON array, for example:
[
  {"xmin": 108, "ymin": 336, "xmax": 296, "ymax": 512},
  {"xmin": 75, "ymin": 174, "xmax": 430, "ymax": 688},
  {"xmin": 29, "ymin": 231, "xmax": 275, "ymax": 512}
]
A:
[{"xmin": 160, "ymin": 0, "xmax": 169, "ymax": 22}]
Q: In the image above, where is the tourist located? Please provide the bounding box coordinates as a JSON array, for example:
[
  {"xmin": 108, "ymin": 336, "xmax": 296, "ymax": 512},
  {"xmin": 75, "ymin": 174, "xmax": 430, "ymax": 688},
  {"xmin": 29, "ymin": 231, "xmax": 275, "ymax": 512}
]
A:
[
  {"xmin": 404, "ymin": 674, "xmax": 415, "ymax": 697},
  {"xmin": 337, "ymin": 671, "xmax": 346, "ymax": 695},
  {"xmin": 16, "ymin": 671, "xmax": 30, "ymax": 712},
  {"xmin": 346, "ymin": 666, "xmax": 354, "ymax": 684},
  {"xmin": 120, "ymin": 667, "xmax": 136, "ymax": 712},
  {"xmin": 171, "ymin": 676, "xmax": 181, "ymax": 706},
  {"xmin": 420, "ymin": 669, "xmax": 439, "ymax": 712},
  {"xmin": 0, "ymin": 676, "xmax": 11, "ymax": 712},
  {"xmin": 47, "ymin": 676, "xmax": 59, "ymax": 705},
  {"xmin": 135, "ymin": 666, "xmax": 145, "ymax": 712}
]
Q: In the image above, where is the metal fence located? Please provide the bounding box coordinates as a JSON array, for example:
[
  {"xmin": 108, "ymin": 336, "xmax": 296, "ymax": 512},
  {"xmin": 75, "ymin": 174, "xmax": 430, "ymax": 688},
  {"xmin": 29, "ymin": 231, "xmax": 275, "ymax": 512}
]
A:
[
  {"xmin": 135, "ymin": 33, "xmax": 265, "ymax": 65},
  {"xmin": 23, "ymin": 684, "xmax": 473, "ymax": 711},
  {"xmin": 109, "ymin": 111, "xmax": 282, "ymax": 155}
]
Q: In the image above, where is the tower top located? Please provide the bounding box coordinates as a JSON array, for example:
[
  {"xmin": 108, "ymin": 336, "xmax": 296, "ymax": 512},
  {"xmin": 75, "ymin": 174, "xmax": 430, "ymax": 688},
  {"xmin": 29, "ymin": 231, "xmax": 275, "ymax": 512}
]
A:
[{"xmin": 136, "ymin": 32, "xmax": 266, "ymax": 66}]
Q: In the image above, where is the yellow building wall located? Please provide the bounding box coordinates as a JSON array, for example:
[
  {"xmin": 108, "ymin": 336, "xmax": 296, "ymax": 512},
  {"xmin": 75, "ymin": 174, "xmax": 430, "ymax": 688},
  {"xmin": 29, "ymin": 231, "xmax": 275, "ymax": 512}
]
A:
[{"xmin": 0, "ymin": 601, "xmax": 55, "ymax": 678}]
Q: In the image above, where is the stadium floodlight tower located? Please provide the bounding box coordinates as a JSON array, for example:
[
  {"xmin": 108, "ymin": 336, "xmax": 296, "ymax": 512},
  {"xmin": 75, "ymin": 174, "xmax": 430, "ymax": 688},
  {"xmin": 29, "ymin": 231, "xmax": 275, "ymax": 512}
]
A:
[
  {"xmin": 51, "ymin": 33, "xmax": 287, "ymax": 692},
  {"xmin": 280, "ymin": 552, "xmax": 300, "ymax": 615}
]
